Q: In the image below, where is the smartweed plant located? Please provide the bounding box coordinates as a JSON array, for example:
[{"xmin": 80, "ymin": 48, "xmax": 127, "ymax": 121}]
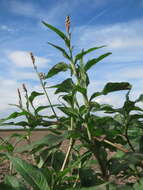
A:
[{"xmin": 1, "ymin": 16, "xmax": 143, "ymax": 190}]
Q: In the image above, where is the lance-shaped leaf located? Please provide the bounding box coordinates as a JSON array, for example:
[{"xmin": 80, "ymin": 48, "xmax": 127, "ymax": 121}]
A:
[
  {"xmin": 49, "ymin": 78, "xmax": 74, "ymax": 94},
  {"xmin": 1, "ymin": 121, "xmax": 29, "ymax": 127},
  {"xmin": 45, "ymin": 62, "xmax": 69, "ymax": 79},
  {"xmin": 48, "ymin": 42, "xmax": 71, "ymax": 60},
  {"xmin": 35, "ymin": 104, "xmax": 60, "ymax": 114},
  {"xmin": 84, "ymin": 52, "xmax": 112, "ymax": 71},
  {"xmin": 42, "ymin": 21, "xmax": 70, "ymax": 47},
  {"xmin": 75, "ymin": 46, "xmax": 105, "ymax": 63},
  {"xmin": 29, "ymin": 91, "xmax": 44, "ymax": 104},
  {"xmin": 7, "ymin": 156, "xmax": 50, "ymax": 190},
  {"xmin": 102, "ymin": 82, "xmax": 132, "ymax": 95},
  {"xmin": 0, "ymin": 111, "xmax": 27, "ymax": 125}
]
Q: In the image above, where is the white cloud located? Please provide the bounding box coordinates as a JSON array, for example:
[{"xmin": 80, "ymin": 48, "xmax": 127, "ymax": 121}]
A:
[
  {"xmin": 75, "ymin": 18, "xmax": 143, "ymax": 63},
  {"xmin": 7, "ymin": 0, "xmax": 112, "ymax": 25},
  {"xmin": 8, "ymin": 51, "xmax": 50, "ymax": 68},
  {"xmin": 0, "ymin": 78, "xmax": 19, "ymax": 113},
  {"xmin": 11, "ymin": 70, "xmax": 38, "ymax": 81},
  {"xmin": 0, "ymin": 77, "xmax": 59, "ymax": 119}
]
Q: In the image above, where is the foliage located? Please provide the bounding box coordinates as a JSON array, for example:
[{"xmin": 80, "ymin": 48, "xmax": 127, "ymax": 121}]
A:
[{"xmin": 1, "ymin": 16, "xmax": 143, "ymax": 190}]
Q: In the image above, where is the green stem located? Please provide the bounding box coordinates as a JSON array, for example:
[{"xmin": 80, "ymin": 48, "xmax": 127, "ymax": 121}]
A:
[
  {"xmin": 124, "ymin": 120, "xmax": 135, "ymax": 152},
  {"xmin": 34, "ymin": 66, "xmax": 59, "ymax": 121},
  {"xmin": 73, "ymin": 162, "xmax": 81, "ymax": 188}
]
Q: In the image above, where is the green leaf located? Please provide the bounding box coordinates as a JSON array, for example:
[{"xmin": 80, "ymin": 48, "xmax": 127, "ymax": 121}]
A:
[
  {"xmin": 135, "ymin": 94, "xmax": 143, "ymax": 103},
  {"xmin": 89, "ymin": 102, "xmax": 101, "ymax": 112},
  {"xmin": 102, "ymin": 82, "xmax": 132, "ymax": 95},
  {"xmin": 75, "ymin": 46, "xmax": 105, "ymax": 62},
  {"xmin": 49, "ymin": 78, "xmax": 74, "ymax": 94},
  {"xmin": 74, "ymin": 85, "xmax": 87, "ymax": 96},
  {"xmin": 62, "ymin": 93, "xmax": 74, "ymax": 106},
  {"xmin": 8, "ymin": 156, "xmax": 50, "ymax": 190},
  {"xmin": 84, "ymin": 52, "xmax": 112, "ymax": 71},
  {"xmin": 79, "ymin": 168, "xmax": 98, "ymax": 187},
  {"xmin": 58, "ymin": 107, "xmax": 79, "ymax": 118},
  {"xmin": 90, "ymin": 92, "xmax": 102, "ymax": 101},
  {"xmin": 7, "ymin": 112, "xmax": 25, "ymax": 120},
  {"xmin": 45, "ymin": 62, "xmax": 69, "ymax": 79},
  {"xmin": 99, "ymin": 104, "xmax": 116, "ymax": 113},
  {"xmin": 29, "ymin": 91, "xmax": 44, "ymax": 103},
  {"xmin": 35, "ymin": 104, "xmax": 60, "ymax": 114},
  {"xmin": 0, "ymin": 183, "xmax": 15, "ymax": 190},
  {"xmin": 48, "ymin": 42, "xmax": 71, "ymax": 60},
  {"xmin": 4, "ymin": 175, "xmax": 28, "ymax": 190},
  {"xmin": 0, "ymin": 111, "xmax": 27, "ymax": 125},
  {"xmin": 42, "ymin": 21, "xmax": 70, "ymax": 47},
  {"xmin": 43, "ymin": 150, "xmax": 65, "ymax": 171},
  {"xmin": 133, "ymin": 178, "xmax": 143, "ymax": 190}
]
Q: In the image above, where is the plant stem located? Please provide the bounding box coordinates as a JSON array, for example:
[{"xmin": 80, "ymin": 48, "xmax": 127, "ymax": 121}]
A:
[
  {"xmin": 92, "ymin": 140, "xmax": 108, "ymax": 179},
  {"xmin": 94, "ymin": 136, "xmax": 129, "ymax": 153},
  {"xmin": 73, "ymin": 162, "xmax": 81, "ymax": 188},
  {"xmin": 61, "ymin": 117, "xmax": 75, "ymax": 171},
  {"xmin": 33, "ymin": 64, "xmax": 59, "ymax": 121},
  {"xmin": 84, "ymin": 123, "xmax": 92, "ymax": 141},
  {"xmin": 61, "ymin": 138, "xmax": 74, "ymax": 171},
  {"xmin": 60, "ymin": 32, "xmax": 77, "ymax": 172},
  {"xmin": 124, "ymin": 121, "xmax": 135, "ymax": 152}
]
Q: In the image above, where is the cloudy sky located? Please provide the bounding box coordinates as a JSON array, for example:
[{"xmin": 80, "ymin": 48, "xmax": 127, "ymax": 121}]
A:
[{"xmin": 0, "ymin": 0, "xmax": 143, "ymax": 119}]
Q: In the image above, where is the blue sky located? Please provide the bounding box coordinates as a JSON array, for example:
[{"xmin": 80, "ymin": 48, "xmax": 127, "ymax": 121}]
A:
[{"xmin": 0, "ymin": 0, "xmax": 143, "ymax": 118}]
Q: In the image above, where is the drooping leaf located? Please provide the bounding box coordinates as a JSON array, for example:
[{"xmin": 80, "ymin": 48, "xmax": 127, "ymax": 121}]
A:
[
  {"xmin": 102, "ymin": 82, "xmax": 132, "ymax": 95},
  {"xmin": 42, "ymin": 21, "xmax": 70, "ymax": 47},
  {"xmin": 45, "ymin": 62, "xmax": 69, "ymax": 79},
  {"xmin": 75, "ymin": 46, "xmax": 105, "ymax": 63},
  {"xmin": 29, "ymin": 91, "xmax": 44, "ymax": 104},
  {"xmin": 84, "ymin": 52, "xmax": 112, "ymax": 71},
  {"xmin": 90, "ymin": 92, "xmax": 102, "ymax": 101},
  {"xmin": 48, "ymin": 42, "xmax": 71, "ymax": 60},
  {"xmin": 7, "ymin": 156, "xmax": 50, "ymax": 190},
  {"xmin": 99, "ymin": 104, "xmax": 116, "ymax": 113},
  {"xmin": 49, "ymin": 78, "xmax": 74, "ymax": 94}
]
